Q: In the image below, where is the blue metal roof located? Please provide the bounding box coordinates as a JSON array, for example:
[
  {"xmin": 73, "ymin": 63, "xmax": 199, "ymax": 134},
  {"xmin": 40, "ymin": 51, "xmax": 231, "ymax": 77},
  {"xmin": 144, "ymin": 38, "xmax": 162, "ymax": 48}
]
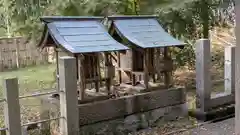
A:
[
  {"xmin": 43, "ymin": 18, "xmax": 128, "ymax": 53},
  {"xmin": 109, "ymin": 16, "xmax": 185, "ymax": 48}
]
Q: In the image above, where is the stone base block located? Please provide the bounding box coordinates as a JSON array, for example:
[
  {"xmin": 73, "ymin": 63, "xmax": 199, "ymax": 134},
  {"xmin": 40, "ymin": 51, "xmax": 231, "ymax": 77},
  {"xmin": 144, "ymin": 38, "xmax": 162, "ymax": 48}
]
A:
[{"xmin": 189, "ymin": 104, "xmax": 235, "ymax": 122}]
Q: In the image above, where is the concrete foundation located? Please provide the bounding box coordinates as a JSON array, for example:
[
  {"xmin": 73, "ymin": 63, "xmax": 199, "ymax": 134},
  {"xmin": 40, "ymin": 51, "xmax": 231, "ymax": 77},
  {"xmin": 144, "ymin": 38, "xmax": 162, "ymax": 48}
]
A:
[
  {"xmin": 79, "ymin": 104, "xmax": 187, "ymax": 135},
  {"xmin": 78, "ymin": 87, "xmax": 186, "ymax": 125},
  {"xmin": 43, "ymin": 87, "xmax": 186, "ymax": 134}
]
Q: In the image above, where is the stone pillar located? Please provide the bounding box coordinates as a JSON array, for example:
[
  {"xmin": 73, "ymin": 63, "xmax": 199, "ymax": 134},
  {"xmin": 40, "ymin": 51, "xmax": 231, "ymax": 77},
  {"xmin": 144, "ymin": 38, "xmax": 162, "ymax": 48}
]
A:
[
  {"xmin": 3, "ymin": 78, "xmax": 22, "ymax": 135},
  {"xmin": 235, "ymin": 0, "xmax": 240, "ymax": 134},
  {"xmin": 224, "ymin": 46, "xmax": 235, "ymax": 95},
  {"xmin": 195, "ymin": 39, "xmax": 211, "ymax": 112},
  {"xmin": 59, "ymin": 56, "xmax": 79, "ymax": 135}
]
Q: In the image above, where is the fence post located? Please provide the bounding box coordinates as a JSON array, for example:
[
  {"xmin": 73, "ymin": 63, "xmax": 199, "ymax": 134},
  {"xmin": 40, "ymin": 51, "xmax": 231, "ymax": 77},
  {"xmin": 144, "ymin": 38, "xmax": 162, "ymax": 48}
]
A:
[
  {"xmin": 3, "ymin": 78, "xmax": 22, "ymax": 135},
  {"xmin": 195, "ymin": 39, "xmax": 212, "ymax": 112},
  {"xmin": 224, "ymin": 46, "xmax": 235, "ymax": 95},
  {"xmin": 59, "ymin": 56, "xmax": 79, "ymax": 135},
  {"xmin": 235, "ymin": 1, "xmax": 240, "ymax": 134}
]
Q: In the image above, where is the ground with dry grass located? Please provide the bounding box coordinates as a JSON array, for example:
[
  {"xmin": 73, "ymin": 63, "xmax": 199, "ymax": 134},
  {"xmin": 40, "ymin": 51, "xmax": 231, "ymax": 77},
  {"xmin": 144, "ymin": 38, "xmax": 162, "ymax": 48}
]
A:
[
  {"xmin": 0, "ymin": 64, "xmax": 56, "ymax": 132},
  {"xmin": 0, "ymin": 63, "xmax": 225, "ymax": 135}
]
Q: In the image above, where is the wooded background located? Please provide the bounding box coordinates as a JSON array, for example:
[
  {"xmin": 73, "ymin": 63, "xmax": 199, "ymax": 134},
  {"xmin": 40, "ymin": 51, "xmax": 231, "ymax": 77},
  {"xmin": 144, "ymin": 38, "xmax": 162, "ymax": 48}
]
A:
[{"xmin": 0, "ymin": 0, "xmax": 236, "ymax": 70}]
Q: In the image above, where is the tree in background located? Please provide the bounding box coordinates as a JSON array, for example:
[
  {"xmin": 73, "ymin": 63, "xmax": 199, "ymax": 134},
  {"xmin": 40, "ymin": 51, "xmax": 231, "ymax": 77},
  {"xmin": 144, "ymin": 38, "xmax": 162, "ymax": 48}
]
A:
[{"xmin": 0, "ymin": 0, "xmax": 235, "ymax": 68}]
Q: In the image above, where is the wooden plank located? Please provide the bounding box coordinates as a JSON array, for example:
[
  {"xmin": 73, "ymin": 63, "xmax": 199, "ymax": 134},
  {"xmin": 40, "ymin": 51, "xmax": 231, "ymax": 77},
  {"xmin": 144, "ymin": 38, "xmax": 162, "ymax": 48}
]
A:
[
  {"xmin": 3, "ymin": 78, "xmax": 22, "ymax": 135},
  {"xmin": 78, "ymin": 87, "xmax": 185, "ymax": 126},
  {"xmin": 59, "ymin": 56, "xmax": 79, "ymax": 135},
  {"xmin": 235, "ymin": 1, "xmax": 240, "ymax": 134}
]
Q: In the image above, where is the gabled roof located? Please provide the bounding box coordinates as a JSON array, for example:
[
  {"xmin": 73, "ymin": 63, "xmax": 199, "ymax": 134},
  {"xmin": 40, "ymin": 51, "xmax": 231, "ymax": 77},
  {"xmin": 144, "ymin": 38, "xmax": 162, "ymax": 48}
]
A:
[
  {"xmin": 108, "ymin": 15, "xmax": 186, "ymax": 49},
  {"xmin": 38, "ymin": 16, "xmax": 129, "ymax": 54}
]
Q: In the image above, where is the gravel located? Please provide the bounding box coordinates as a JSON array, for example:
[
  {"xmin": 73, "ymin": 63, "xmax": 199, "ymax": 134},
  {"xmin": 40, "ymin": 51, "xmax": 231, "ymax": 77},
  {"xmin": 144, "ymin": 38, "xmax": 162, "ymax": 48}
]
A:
[{"xmin": 179, "ymin": 118, "xmax": 234, "ymax": 135}]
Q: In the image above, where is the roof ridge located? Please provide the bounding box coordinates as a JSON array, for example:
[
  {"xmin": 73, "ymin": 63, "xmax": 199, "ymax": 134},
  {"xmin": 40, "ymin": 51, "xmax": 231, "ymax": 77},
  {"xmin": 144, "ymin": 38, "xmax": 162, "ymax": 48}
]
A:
[{"xmin": 40, "ymin": 16, "xmax": 104, "ymax": 23}]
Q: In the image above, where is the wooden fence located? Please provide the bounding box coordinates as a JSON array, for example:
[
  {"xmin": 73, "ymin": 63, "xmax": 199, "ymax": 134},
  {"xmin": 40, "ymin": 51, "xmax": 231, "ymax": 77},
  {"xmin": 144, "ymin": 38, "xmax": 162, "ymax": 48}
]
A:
[{"xmin": 0, "ymin": 37, "xmax": 49, "ymax": 71}]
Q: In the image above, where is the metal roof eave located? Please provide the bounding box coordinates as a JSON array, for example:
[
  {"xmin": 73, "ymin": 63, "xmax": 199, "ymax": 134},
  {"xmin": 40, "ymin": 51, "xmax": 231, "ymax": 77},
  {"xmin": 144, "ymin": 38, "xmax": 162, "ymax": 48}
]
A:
[
  {"xmin": 141, "ymin": 43, "xmax": 186, "ymax": 49},
  {"xmin": 73, "ymin": 48, "xmax": 129, "ymax": 54}
]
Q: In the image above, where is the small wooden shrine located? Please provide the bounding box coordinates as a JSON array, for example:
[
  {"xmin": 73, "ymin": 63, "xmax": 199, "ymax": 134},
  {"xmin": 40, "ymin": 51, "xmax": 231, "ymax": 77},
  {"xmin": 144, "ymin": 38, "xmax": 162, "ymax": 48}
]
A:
[
  {"xmin": 38, "ymin": 16, "xmax": 128, "ymax": 100},
  {"xmin": 108, "ymin": 15, "xmax": 185, "ymax": 88}
]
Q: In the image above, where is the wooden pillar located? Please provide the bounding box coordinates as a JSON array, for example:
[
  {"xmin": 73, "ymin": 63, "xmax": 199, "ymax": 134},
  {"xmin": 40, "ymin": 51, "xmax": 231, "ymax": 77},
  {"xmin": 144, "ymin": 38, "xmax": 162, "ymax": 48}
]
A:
[
  {"xmin": 150, "ymin": 48, "xmax": 156, "ymax": 83},
  {"xmin": 224, "ymin": 46, "xmax": 235, "ymax": 95},
  {"xmin": 55, "ymin": 47, "xmax": 60, "ymax": 91},
  {"xmin": 3, "ymin": 78, "xmax": 22, "ymax": 135},
  {"xmin": 117, "ymin": 52, "xmax": 122, "ymax": 84},
  {"xmin": 195, "ymin": 39, "xmax": 211, "ymax": 112},
  {"xmin": 144, "ymin": 49, "xmax": 149, "ymax": 89},
  {"xmin": 105, "ymin": 52, "xmax": 111, "ymax": 95},
  {"xmin": 94, "ymin": 55, "xmax": 100, "ymax": 92},
  {"xmin": 155, "ymin": 48, "xmax": 161, "ymax": 81},
  {"xmin": 78, "ymin": 55, "xmax": 85, "ymax": 100},
  {"xmin": 59, "ymin": 56, "xmax": 79, "ymax": 135},
  {"xmin": 97, "ymin": 53, "xmax": 102, "ymax": 88},
  {"xmin": 163, "ymin": 47, "xmax": 171, "ymax": 88},
  {"xmin": 235, "ymin": 1, "xmax": 240, "ymax": 134},
  {"xmin": 131, "ymin": 74, "xmax": 136, "ymax": 86}
]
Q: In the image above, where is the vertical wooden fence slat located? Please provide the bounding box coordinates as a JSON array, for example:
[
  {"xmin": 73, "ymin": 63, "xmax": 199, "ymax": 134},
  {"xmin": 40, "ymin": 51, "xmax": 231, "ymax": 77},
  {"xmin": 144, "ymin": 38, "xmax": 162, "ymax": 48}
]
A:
[
  {"xmin": 59, "ymin": 56, "xmax": 79, "ymax": 135},
  {"xmin": 224, "ymin": 46, "xmax": 235, "ymax": 95},
  {"xmin": 3, "ymin": 78, "xmax": 22, "ymax": 135},
  {"xmin": 15, "ymin": 38, "xmax": 20, "ymax": 68},
  {"xmin": 195, "ymin": 39, "xmax": 211, "ymax": 112}
]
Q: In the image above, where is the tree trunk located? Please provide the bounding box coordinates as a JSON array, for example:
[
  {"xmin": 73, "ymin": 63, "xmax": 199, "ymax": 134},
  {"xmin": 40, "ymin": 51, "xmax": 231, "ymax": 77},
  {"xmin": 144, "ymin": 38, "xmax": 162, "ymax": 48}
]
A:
[{"xmin": 201, "ymin": 0, "xmax": 210, "ymax": 38}]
